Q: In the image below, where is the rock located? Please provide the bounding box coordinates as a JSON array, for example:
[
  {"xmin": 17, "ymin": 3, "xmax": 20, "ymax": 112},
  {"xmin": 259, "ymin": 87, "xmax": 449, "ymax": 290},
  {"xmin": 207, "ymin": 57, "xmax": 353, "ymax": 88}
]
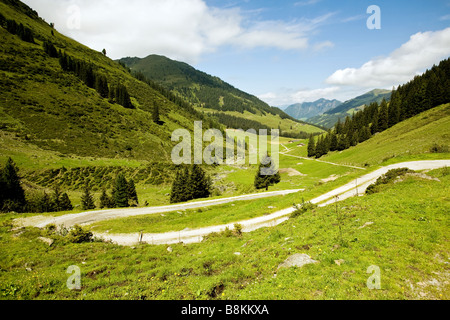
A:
[
  {"xmin": 167, "ymin": 246, "xmax": 173, "ymax": 253},
  {"xmin": 277, "ymin": 253, "xmax": 319, "ymax": 270},
  {"xmin": 234, "ymin": 252, "xmax": 241, "ymax": 256},
  {"xmin": 38, "ymin": 237, "xmax": 54, "ymax": 246},
  {"xmin": 334, "ymin": 259, "xmax": 345, "ymax": 266}
]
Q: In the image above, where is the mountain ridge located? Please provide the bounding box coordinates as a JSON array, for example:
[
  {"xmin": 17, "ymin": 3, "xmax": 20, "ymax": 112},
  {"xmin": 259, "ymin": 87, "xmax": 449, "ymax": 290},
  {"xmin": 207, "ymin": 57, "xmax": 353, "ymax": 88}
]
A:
[
  {"xmin": 284, "ymin": 98, "xmax": 342, "ymax": 120},
  {"xmin": 307, "ymin": 89, "xmax": 392, "ymax": 128}
]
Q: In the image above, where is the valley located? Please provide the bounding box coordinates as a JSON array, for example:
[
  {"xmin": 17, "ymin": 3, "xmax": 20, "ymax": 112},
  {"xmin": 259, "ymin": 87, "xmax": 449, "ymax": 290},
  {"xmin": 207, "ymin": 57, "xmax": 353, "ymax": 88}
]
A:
[{"xmin": 0, "ymin": 0, "xmax": 449, "ymax": 303}]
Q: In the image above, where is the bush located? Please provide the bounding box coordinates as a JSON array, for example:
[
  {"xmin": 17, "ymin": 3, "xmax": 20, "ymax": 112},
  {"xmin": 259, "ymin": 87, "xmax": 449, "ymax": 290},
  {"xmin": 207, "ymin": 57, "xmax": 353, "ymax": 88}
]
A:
[
  {"xmin": 430, "ymin": 144, "xmax": 449, "ymax": 153},
  {"xmin": 366, "ymin": 168, "xmax": 414, "ymax": 194},
  {"xmin": 67, "ymin": 225, "xmax": 93, "ymax": 243},
  {"xmin": 290, "ymin": 201, "xmax": 317, "ymax": 218}
]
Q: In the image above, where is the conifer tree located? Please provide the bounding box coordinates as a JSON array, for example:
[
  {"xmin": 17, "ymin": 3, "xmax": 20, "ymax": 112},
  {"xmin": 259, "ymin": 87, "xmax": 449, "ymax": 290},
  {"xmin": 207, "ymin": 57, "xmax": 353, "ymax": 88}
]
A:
[
  {"xmin": 152, "ymin": 102, "xmax": 161, "ymax": 124},
  {"xmin": 113, "ymin": 174, "xmax": 129, "ymax": 208},
  {"xmin": 95, "ymin": 74, "xmax": 109, "ymax": 98},
  {"xmin": 170, "ymin": 167, "xmax": 190, "ymax": 203},
  {"xmin": 127, "ymin": 179, "xmax": 139, "ymax": 206},
  {"xmin": 81, "ymin": 182, "xmax": 96, "ymax": 211},
  {"xmin": 378, "ymin": 99, "xmax": 389, "ymax": 131},
  {"xmin": 254, "ymin": 154, "xmax": 281, "ymax": 191},
  {"xmin": 51, "ymin": 186, "xmax": 62, "ymax": 212},
  {"xmin": 99, "ymin": 188, "xmax": 114, "ymax": 209},
  {"xmin": 189, "ymin": 165, "xmax": 212, "ymax": 200},
  {"xmin": 307, "ymin": 134, "xmax": 316, "ymax": 158},
  {"xmin": 0, "ymin": 158, "xmax": 26, "ymax": 212},
  {"xmin": 60, "ymin": 193, "xmax": 73, "ymax": 211}
]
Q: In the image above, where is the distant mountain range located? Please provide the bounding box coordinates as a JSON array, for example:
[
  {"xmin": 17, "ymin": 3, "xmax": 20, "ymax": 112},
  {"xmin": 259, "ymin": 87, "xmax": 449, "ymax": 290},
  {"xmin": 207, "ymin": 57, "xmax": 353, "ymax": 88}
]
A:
[
  {"xmin": 306, "ymin": 89, "xmax": 393, "ymax": 129},
  {"xmin": 283, "ymin": 99, "xmax": 342, "ymax": 121}
]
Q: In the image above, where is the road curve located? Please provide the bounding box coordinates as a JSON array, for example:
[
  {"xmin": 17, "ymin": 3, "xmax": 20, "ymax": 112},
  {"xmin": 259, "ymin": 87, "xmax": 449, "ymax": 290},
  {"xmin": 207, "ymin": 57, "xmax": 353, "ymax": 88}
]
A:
[
  {"xmin": 16, "ymin": 189, "xmax": 303, "ymax": 229},
  {"xmin": 17, "ymin": 160, "xmax": 449, "ymax": 246}
]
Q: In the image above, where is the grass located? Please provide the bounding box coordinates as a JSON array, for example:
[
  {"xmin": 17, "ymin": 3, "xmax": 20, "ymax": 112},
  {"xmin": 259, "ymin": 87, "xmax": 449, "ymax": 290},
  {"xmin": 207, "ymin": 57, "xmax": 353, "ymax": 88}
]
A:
[
  {"xmin": 89, "ymin": 194, "xmax": 300, "ymax": 234},
  {"xmin": 321, "ymin": 104, "xmax": 450, "ymax": 167},
  {"xmin": 0, "ymin": 168, "xmax": 448, "ymax": 300}
]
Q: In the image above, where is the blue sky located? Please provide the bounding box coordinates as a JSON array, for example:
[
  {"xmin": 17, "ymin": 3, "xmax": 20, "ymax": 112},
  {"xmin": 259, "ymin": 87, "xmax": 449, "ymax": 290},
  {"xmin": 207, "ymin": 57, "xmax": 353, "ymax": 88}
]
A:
[{"xmin": 24, "ymin": 0, "xmax": 450, "ymax": 106}]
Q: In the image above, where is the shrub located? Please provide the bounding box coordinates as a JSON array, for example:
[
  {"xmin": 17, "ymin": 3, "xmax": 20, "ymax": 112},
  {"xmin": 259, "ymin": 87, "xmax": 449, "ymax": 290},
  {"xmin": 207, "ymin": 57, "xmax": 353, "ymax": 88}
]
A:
[
  {"xmin": 290, "ymin": 201, "xmax": 317, "ymax": 218},
  {"xmin": 67, "ymin": 225, "xmax": 93, "ymax": 243},
  {"xmin": 366, "ymin": 168, "xmax": 414, "ymax": 194},
  {"xmin": 429, "ymin": 144, "xmax": 449, "ymax": 153}
]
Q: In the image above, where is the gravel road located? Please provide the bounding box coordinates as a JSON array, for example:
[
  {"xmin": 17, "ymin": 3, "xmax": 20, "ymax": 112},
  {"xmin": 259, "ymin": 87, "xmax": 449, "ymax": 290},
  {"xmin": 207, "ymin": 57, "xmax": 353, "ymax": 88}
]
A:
[{"xmin": 16, "ymin": 160, "xmax": 449, "ymax": 246}]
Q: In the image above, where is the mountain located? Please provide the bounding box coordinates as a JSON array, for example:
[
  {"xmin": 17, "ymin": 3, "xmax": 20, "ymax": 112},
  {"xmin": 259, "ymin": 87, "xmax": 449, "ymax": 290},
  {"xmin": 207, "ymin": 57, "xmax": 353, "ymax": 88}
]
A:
[
  {"xmin": 307, "ymin": 89, "xmax": 392, "ymax": 129},
  {"xmin": 284, "ymin": 99, "xmax": 342, "ymax": 120},
  {"xmin": 118, "ymin": 55, "xmax": 323, "ymax": 136},
  {"xmin": 0, "ymin": 0, "xmax": 221, "ymax": 164}
]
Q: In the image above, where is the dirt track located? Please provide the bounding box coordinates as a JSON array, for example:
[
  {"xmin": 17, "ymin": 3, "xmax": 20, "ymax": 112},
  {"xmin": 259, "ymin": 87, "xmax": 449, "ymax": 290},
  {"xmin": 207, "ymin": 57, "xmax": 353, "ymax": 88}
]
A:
[{"xmin": 16, "ymin": 160, "xmax": 450, "ymax": 246}]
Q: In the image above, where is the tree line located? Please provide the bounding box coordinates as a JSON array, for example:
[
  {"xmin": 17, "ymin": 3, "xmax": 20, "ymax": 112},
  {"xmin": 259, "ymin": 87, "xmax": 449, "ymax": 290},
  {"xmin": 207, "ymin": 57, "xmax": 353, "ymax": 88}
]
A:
[
  {"xmin": 308, "ymin": 57, "xmax": 450, "ymax": 158},
  {"xmin": 0, "ymin": 158, "xmax": 140, "ymax": 213},
  {"xmin": 40, "ymin": 38, "xmax": 134, "ymax": 109},
  {"xmin": 170, "ymin": 165, "xmax": 212, "ymax": 203},
  {"xmin": 132, "ymin": 70, "xmax": 220, "ymax": 129},
  {"xmin": 0, "ymin": 158, "xmax": 72, "ymax": 213},
  {"xmin": 82, "ymin": 173, "xmax": 138, "ymax": 210},
  {"xmin": 0, "ymin": 13, "xmax": 34, "ymax": 43}
]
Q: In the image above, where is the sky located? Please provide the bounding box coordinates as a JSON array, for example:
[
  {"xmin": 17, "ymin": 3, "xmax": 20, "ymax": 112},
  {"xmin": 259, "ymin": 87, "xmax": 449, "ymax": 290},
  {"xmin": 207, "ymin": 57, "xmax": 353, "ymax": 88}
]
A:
[{"xmin": 23, "ymin": 0, "xmax": 450, "ymax": 107}]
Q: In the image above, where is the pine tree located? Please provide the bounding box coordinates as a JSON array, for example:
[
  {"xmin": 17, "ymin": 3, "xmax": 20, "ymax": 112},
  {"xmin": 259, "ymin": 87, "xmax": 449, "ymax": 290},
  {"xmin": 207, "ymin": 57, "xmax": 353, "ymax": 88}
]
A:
[
  {"xmin": 60, "ymin": 193, "xmax": 73, "ymax": 211},
  {"xmin": 0, "ymin": 158, "xmax": 26, "ymax": 212},
  {"xmin": 81, "ymin": 182, "xmax": 96, "ymax": 211},
  {"xmin": 152, "ymin": 102, "xmax": 160, "ymax": 124},
  {"xmin": 127, "ymin": 179, "xmax": 139, "ymax": 206},
  {"xmin": 95, "ymin": 74, "xmax": 109, "ymax": 98},
  {"xmin": 51, "ymin": 186, "xmax": 62, "ymax": 212},
  {"xmin": 254, "ymin": 154, "xmax": 281, "ymax": 191},
  {"xmin": 307, "ymin": 135, "xmax": 316, "ymax": 158},
  {"xmin": 170, "ymin": 166, "xmax": 191, "ymax": 204},
  {"xmin": 329, "ymin": 132, "xmax": 338, "ymax": 151},
  {"xmin": 115, "ymin": 84, "xmax": 133, "ymax": 109},
  {"xmin": 189, "ymin": 165, "xmax": 212, "ymax": 200},
  {"xmin": 378, "ymin": 99, "xmax": 389, "ymax": 131},
  {"xmin": 113, "ymin": 174, "xmax": 129, "ymax": 208},
  {"xmin": 99, "ymin": 189, "xmax": 113, "ymax": 209}
]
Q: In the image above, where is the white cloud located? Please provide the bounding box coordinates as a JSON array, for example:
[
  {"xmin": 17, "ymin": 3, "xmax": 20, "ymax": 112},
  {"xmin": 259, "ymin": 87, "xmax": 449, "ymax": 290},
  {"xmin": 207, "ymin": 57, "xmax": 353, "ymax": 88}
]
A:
[
  {"xmin": 326, "ymin": 28, "xmax": 450, "ymax": 88},
  {"xmin": 258, "ymin": 86, "xmax": 345, "ymax": 106},
  {"xmin": 23, "ymin": 0, "xmax": 332, "ymax": 63},
  {"xmin": 290, "ymin": 87, "xmax": 340, "ymax": 102}
]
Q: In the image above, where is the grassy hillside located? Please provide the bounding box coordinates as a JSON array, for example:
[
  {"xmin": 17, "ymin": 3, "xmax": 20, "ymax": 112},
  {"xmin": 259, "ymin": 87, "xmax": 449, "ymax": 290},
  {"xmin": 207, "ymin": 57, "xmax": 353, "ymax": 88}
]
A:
[
  {"xmin": 0, "ymin": 0, "xmax": 214, "ymax": 163},
  {"xmin": 308, "ymin": 89, "xmax": 392, "ymax": 129},
  {"xmin": 321, "ymin": 104, "xmax": 450, "ymax": 166},
  {"xmin": 119, "ymin": 55, "xmax": 323, "ymax": 137},
  {"xmin": 1, "ymin": 167, "xmax": 448, "ymax": 300}
]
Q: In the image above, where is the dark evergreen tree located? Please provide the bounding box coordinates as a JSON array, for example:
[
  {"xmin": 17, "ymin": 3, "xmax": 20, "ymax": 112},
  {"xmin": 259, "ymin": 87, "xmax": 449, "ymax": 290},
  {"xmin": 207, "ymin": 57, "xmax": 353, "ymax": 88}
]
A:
[
  {"xmin": 0, "ymin": 158, "xmax": 26, "ymax": 212},
  {"xmin": 113, "ymin": 174, "xmax": 129, "ymax": 208},
  {"xmin": 51, "ymin": 186, "xmax": 62, "ymax": 212},
  {"xmin": 99, "ymin": 189, "xmax": 114, "ymax": 209},
  {"xmin": 81, "ymin": 182, "xmax": 96, "ymax": 211},
  {"xmin": 127, "ymin": 179, "xmax": 139, "ymax": 206},
  {"xmin": 95, "ymin": 74, "xmax": 109, "ymax": 98},
  {"xmin": 329, "ymin": 132, "xmax": 338, "ymax": 152},
  {"xmin": 152, "ymin": 101, "xmax": 161, "ymax": 124},
  {"xmin": 59, "ymin": 193, "xmax": 73, "ymax": 211},
  {"xmin": 170, "ymin": 166, "xmax": 191, "ymax": 203},
  {"xmin": 254, "ymin": 154, "xmax": 281, "ymax": 191},
  {"xmin": 378, "ymin": 99, "xmax": 389, "ymax": 131},
  {"xmin": 307, "ymin": 134, "xmax": 316, "ymax": 158},
  {"xmin": 43, "ymin": 40, "xmax": 58, "ymax": 58},
  {"xmin": 115, "ymin": 84, "xmax": 133, "ymax": 109},
  {"xmin": 189, "ymin": 165, "xmax": 212, "ymax": 200}
]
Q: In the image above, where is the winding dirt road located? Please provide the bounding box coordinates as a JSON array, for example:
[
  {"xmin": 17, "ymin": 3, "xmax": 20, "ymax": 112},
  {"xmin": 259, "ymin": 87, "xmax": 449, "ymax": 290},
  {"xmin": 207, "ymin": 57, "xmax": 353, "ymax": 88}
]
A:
[{"xmin": 16, "ymin": 160, "xmax": 449, "ymax": 246}]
